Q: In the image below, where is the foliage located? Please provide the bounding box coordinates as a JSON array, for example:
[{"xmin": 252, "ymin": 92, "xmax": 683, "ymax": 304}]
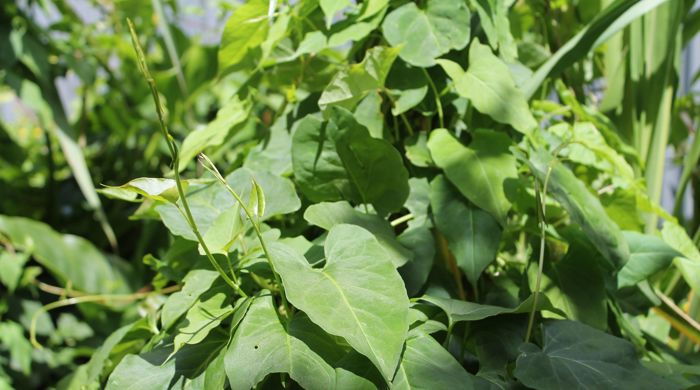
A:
[{"xmin": 1, "ymin": 0, "xmax": 700, "ymax": 389}]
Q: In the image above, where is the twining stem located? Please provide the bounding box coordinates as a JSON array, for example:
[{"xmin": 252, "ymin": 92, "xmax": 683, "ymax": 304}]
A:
[
  {"xmin": 525, "ymin": 160, "xmax": 555, "ymax": 343},
  {"xmin": 30, "ymin": 285, "xmax": 181, "ymax": 349},
  {"xmin": 435, "ymin": 231, "xmax": 466, "ymax": 300},
  {"xmin": 421, "ymin": 68, "xmax": 444, "ymax": 129},
  {"xmin": 198, "ymin": 154, "xmax": 291, "ymax": 321},
  {"xmin": 127, "ymin": 18, "xmax": 246, "ymax": 297}
]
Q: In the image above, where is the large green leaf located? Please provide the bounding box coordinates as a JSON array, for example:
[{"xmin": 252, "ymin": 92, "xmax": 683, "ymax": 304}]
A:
[
  {"xmin": 514, "ymin": 320, "xmax": 677, "ymax": 390},
  {"xmin": 428, "ymin": 129, "xmax": 517, "ymax": 224},
  {"xmin": 526, "ymin": 148, "xmax": 629, "ymax": 270},
  {"xmin": 292, "ymin": 108, "xmax": 409, "ymax": 215},
  {"xmin": 224, "ymin": 294, "xmax": 337, "ymax": 390},
  {"xmin": 218, "ymin": 0, "xmax": 269, "ymax": 74},
  {"xmin": 381, "ymin": 0, "xmax": 470, "ymax": 67},
  {"xmin": 0, "ymin": 215, "xmax": 133, "ymax": 294},
  {"xmin": 392, "ymin": 335, "xmax": 489, "ymax": 390},
  {"xmin": 319, "ymin": 46, "xmax": 399, "ymax": 110},
  {"xmin": 268, "ymin": 224, "xmax": 409, "ymax": 380},
  {"xmin": 617, "ymin": 232, "xmax": 681, "ymax": 288},
  {"xmin": 430, "ymin": 175, "xmax": 501, "ymax": 285},
  {"xmin": 304, "ymin": 201, "xmax": 412, "ymax": 267},
  {"xmin": 437, "ymin": 41, "xmax": 536, "ymax": 134}
]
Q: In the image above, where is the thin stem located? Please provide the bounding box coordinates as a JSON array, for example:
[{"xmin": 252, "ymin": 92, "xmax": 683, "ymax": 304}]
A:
[
  {"xmin": 525, "ymin": 160, "xmax": 555, "ymax": 343},
  {"xmin": 390, "ymin": 213, "xmax": 414, "ymax": 227},
  {"xmin": 127, "ymin": 19, "xmax": 246, "ymax": 297},
  {"xmin": 421, "ymin": 68, "xmax": 444, "ymax": 129},
  {"xmin": 198, "ymin": 154, "xmax": 291, "ymax": 321},
  {"xmin": 30, "ymin": 285, "xmax": 181, "ymax": 349}
]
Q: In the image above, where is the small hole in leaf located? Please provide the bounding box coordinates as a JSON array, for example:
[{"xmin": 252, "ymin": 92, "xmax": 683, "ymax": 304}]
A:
[{"xmin": 254, "ymin": 345, "xmax": 258, "ymax": 349}]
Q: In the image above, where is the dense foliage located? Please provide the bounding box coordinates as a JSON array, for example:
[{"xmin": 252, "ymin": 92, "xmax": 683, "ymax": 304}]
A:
[{"xmin": 1, "ymin": 0, "xmax": 700, "ymax": 388}]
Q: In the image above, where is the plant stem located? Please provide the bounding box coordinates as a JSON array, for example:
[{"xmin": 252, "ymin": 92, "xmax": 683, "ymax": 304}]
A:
[
  {"xmin": 30, "ymin": 285, "xmax": 181, "ymax": 349},
  {"xmin": 127, "ymin": 19, "xmax": 246, "ymax": 297},
  {"xmin": 422, "ymin": 68, "xmax": 444, "ymax": 129},
  {"xmin": 390, "ymin": 213, "xmax": 414, "ymax": 227},
  {"xmin": 525, "ymin": 158, "xmax": 555, "ymax": 343},
  {"xmin": 199, "ymin": 154, "xmax": 292, "ymax": 321}
]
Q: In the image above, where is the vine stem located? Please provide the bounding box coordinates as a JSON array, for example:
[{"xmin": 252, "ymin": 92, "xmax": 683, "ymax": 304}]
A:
[
  {"xmin": 30, "ymin": 285, "xmax": 181, "ymax": 349},
  {"xmin": 421, "ymin": 68, "xmax": 444, "ymax": 129},
  {"xmin": 127, "ymin": 18, "xmax": 246, "ymax": 297},
  {"xmin": 525, "ymin": 158, "xmax": 555, "ymax": 343},
  {"xmin": 198, "ymin": 154, "xmax": 291, "ymax": 321}
]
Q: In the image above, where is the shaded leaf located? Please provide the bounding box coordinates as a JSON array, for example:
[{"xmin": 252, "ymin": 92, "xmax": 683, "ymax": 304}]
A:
[
  {"xmin": 430, "ymin": 175, "xmax": 501, "ymax": 285},
  {"xmin": 514, "ymin": 320, "xmax": 678, "ymax": 390}
]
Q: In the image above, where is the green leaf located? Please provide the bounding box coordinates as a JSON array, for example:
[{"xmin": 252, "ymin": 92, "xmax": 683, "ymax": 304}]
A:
[
  {"xmin": 428, "ymin": 129, "xmax": 517, "ymax": 224},
  {"xmin": 0, "ymin": 215, "xmax": 133, "ymax": 294},
  {"xmin": 218, "ymin": 0, "xmax": 270, "ymax": 75},
  {"xmin": 525, "ymin": 148, "xmax": 630, "ymax": 270},
  {"xmin": 617, "ymin": 232, "xmax": 681, "ymax": 288},
  {"xmin": 227, "ymin": 167, "xmax": 301, "ymax": 221},
  {"xmin": 292, "ymin": 108, "xmax": 409, "ymax": 215},
  {"xmin": 243, "ymin": 117, "xmax": 293, "ymax": 176},
  {"xmin": 382, "ymin": 0, "xmax": 470, "ymax": 67},
  {"xmin": 392, "ymin": 335, "xmax": 488, "ymax": 390},
  {"xmin": 172, "ymin": 284, "xmax": 234, "ymax": 353},
  {"xmin": 291, "ymin": 115, "xmax": 351, "ymax": 202},
  {"xmin": 420, "ymin": 294, "xmax": 564, "ymax": 326},
  {"xmin": 224, "ymin": 294, "xmax": 336, "ymax": 390},
  {"xmin": 334, "ymin": 116, "xmax": 409, "ymax": 215},
  {"xmin": 99, "ymin": 177, "xmax": 185, "ymax": 203},
  {"xmin": 514, "ymin": 320, "xmax": 677, "ymax": 390},
  {"xmin": 107, "ymin": 332, "xmax": 228, "ymax": 389},
  {"xmin": 269, "ymin": 224, "xmax": 410, "ymax": 380},
  {"xmin": 0, "ymin": 251, "xmax": 28, "ymax": 292},
  {"xmin": 0, "ymin": 321, "xmax": 32, "ymax": 375},
  {"xmin": 320, "ymin": 0, "xmax": 351, "ymax": 27},
  {"xmin": 430, "ymin": 175, "xmax": 501, "ymax": 285},
  {"xmin": 161, "ymin": 270, "xmax": 219, "ymax": 330},
  {"xmin": 318, "ymin": 46, "xmax": 400, "ymax": 111},
  {"xmin": 472, "ymin": 0, "xmax": 517, "ymax": 61},
  {"xmin": 660, "ymin": 222, "xmax": 700, "ymax": 292},
  {"xmin": 179, "ymin": 96, "xmax": 249, "ymax": 166},
  {"xmin": 398, "ymin": 226, "xmax": 435, "ymax": 296},
  {"xmin": 304, "ymin": 201, "xmax": 412, "ymax": 267},
  {"xmin": 386, "ymin": 60, "xmax": 428, "ymax": 116},
  {"xmin": 542, "ymin": 232, "xmax": 608, "ymax": 329},
  {"xmin": 437, "ymin": 41, "xmax": 536, "ymax": 134}
]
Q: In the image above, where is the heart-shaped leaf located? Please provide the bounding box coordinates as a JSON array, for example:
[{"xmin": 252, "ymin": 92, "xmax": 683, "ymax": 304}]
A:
[{"xmin": 269, "ymin": 224, "xmax": 410, "ymax": 380}]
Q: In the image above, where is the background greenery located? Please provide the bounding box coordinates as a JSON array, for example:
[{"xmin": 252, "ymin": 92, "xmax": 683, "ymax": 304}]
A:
[{"xmin": 1, "ymin": 0, "xmax": 700, "ymax": 388}]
